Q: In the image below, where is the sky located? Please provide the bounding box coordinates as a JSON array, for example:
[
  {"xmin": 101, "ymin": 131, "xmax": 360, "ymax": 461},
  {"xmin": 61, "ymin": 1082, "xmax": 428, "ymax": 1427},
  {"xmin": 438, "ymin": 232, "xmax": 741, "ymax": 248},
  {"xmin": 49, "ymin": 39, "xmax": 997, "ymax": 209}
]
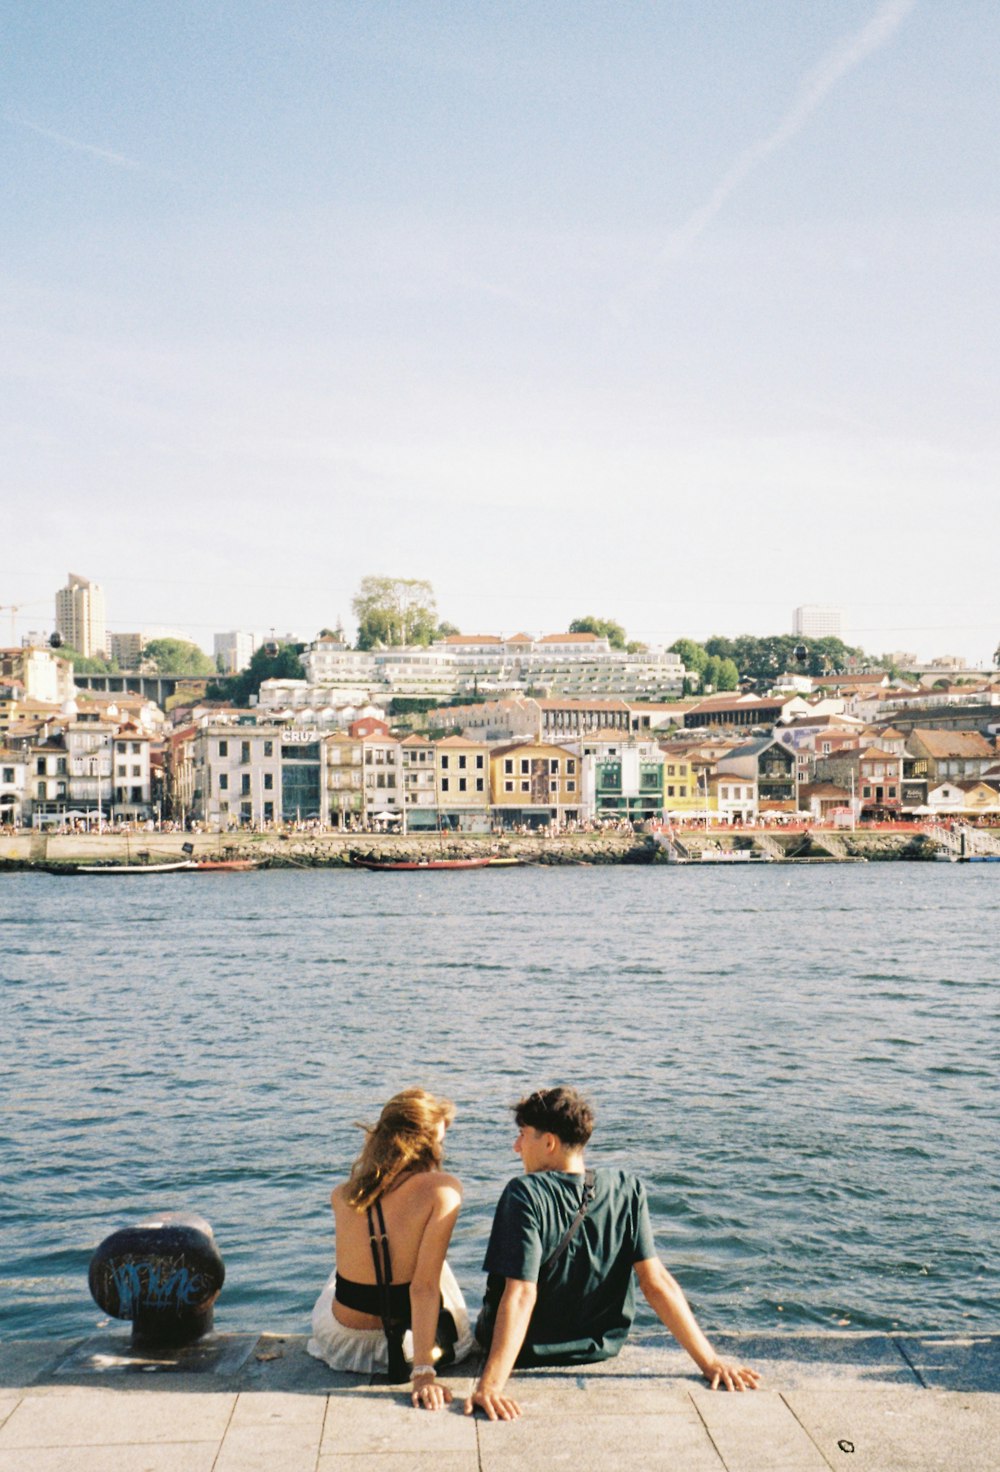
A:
[{"xmin": 3, "ymin": 1, "xmax": 999, "ymax": 664}]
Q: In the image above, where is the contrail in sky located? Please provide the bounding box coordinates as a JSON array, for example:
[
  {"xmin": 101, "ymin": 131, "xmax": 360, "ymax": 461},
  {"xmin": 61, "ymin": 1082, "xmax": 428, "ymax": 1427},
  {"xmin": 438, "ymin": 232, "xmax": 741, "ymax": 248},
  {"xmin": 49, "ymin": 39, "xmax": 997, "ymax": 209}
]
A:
[
  {"xmin": 7, "ymin": 114, "xmax": 148, "ymax": 172},
  {"xmin": 642, "ymin": 0, "xmax": 917, "ymax": 282}
]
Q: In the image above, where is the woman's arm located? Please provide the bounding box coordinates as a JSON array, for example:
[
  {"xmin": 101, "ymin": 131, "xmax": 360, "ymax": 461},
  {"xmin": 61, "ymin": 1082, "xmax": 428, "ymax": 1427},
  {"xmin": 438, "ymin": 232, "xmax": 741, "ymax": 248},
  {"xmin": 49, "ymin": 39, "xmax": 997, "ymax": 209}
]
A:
[{"xmin": 409, "ymin": 1178, "xmax": 462, "ymax": 1410}]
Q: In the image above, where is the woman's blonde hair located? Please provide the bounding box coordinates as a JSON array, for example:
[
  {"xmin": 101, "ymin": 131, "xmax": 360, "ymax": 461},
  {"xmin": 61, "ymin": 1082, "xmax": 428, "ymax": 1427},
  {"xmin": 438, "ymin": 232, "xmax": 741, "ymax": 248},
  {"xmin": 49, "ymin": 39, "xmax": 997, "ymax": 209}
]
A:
[{"xmin": 346, "ymin": 1088, "xmax": 455, "ymax": 1211}]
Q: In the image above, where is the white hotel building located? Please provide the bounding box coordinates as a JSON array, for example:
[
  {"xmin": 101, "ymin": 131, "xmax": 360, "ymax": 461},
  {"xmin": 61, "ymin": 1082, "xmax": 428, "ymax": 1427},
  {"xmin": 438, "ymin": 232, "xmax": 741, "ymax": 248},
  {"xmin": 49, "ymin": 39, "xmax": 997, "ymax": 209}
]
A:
[{"xmin": 281, "ymin": 632, "xmax": 686, "ymax": 705}]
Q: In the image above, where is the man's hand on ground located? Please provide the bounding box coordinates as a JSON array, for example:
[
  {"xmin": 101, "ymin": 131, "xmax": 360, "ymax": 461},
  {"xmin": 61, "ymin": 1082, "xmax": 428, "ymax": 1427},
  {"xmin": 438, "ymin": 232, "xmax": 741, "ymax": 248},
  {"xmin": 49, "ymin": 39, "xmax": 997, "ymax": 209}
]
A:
[
  {"xmin": 702, "ymin": 1358, "xmax": 761, "ymax": 1391},
  {"xmin": 464, "ymin": 1385, "xmax": 522, "ymax": 1420}
]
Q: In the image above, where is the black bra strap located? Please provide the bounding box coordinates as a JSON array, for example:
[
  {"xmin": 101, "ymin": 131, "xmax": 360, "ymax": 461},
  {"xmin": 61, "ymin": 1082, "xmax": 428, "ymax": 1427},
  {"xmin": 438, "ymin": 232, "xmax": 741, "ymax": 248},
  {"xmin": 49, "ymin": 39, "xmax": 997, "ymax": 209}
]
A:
[{"xmin": 367, "ymin": 1199, "xmax": 394, "ymax": 1325}]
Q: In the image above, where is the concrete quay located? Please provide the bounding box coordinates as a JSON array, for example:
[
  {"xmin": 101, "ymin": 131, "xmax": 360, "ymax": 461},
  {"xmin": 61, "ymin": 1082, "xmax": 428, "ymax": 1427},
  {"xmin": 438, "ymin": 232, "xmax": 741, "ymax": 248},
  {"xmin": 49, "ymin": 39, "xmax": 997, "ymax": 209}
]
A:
[{"xmin": 0, "ymin": 1332, "xmax": 997, "ymax": 1471}]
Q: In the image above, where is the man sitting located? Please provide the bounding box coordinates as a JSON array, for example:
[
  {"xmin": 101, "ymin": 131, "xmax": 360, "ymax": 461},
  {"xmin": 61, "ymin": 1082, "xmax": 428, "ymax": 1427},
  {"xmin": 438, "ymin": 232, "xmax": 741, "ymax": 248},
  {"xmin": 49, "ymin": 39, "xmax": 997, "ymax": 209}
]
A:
[{"xmin": 465, "ymin": 1086, "xmax": 760, "ymax": 1420}]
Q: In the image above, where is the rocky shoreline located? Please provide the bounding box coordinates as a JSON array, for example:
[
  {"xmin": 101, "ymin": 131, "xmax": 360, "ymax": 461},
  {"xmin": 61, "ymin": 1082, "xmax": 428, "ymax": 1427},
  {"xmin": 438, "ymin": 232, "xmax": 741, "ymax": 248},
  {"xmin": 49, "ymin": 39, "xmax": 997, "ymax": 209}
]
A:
[{"xmin": 1, "ymin": 826, "xmax": 986, "ymax": 870}]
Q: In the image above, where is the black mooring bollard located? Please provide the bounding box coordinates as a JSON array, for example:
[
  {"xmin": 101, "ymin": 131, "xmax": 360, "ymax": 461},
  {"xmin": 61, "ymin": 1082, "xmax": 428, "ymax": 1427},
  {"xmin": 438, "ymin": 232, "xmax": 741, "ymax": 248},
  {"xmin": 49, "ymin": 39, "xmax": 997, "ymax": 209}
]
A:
[{"xmin": 89, "ymin": 1211, "xmax": 225, "ymax": 1347}]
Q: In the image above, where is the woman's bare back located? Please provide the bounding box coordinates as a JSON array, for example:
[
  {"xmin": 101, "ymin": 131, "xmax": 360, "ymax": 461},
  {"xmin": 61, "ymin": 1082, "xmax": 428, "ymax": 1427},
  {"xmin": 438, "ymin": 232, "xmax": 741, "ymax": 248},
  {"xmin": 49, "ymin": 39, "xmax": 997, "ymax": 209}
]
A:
[{"xmin": 330, "ymin": 1170, "xmax": 462, "ymax": 1328}]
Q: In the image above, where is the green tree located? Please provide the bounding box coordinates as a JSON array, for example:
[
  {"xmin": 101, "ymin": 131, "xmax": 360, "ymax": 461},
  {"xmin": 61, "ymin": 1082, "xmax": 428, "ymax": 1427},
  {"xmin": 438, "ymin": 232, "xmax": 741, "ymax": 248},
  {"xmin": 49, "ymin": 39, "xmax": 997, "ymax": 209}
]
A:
[
  {"xmin": 352, "ymin": 576, "xmax": 438, "ymax": 648},
  {"xmin": 716, "ymin": 657, "xmax": 739, "ymax": 691},
  {"xmin": 569, "ymin": 616, "xmax": 628, "ymax": 650},
  {"xmin": 669, "ymin": 638, "xmax": 709, "ymax": 679},
  {"xmin": 56, "ymin": 646, "xmax": 117, "ymax": 674},
  {"xmin": 208, "ymin": 642, "xmax": 306, "ymax": 707},
  {"xmin": 141, "ymin": 638, "xmax": 215, "ymax": 675}
]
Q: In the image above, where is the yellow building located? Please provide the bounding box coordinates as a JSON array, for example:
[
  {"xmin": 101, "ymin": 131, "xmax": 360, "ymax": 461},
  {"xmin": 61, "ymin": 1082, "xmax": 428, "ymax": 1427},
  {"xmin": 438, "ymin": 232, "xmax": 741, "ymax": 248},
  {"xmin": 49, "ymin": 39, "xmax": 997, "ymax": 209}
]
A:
[
  {"xmin": 488, "ymin": 741, "xmax": 582, "ymax": 829},
  {"xmin": 661, "ymin": 753, "xmax": 704, "ymax": 817},
  {"xmin": 435, "ymin": 734, "xmax": 491, "ymax": 831}
]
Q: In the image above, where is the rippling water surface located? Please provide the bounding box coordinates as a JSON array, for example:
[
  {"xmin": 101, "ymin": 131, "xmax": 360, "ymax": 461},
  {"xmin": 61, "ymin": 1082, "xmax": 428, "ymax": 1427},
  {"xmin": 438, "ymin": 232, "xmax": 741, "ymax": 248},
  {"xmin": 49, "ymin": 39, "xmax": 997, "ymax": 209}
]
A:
[{"xmin": 1, "ymin": 865, "xmax": 997, "ymax": 1340}]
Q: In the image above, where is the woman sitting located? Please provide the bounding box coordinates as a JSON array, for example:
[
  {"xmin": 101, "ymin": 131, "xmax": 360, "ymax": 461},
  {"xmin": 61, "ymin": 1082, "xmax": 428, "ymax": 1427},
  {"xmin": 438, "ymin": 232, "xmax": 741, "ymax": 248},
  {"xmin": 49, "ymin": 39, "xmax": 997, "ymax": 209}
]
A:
[{"xmin": 308, "ymin": 1088, "xmax": 475, "ymax": 1409}]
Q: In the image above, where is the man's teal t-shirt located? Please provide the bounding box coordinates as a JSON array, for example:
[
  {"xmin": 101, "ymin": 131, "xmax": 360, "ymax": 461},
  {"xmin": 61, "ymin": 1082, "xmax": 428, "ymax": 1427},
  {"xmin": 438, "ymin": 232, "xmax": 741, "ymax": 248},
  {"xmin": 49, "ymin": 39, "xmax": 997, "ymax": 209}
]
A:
[{"xmin": 480, "ymin": 1167, "xmax": 657, "ymax": 1365}]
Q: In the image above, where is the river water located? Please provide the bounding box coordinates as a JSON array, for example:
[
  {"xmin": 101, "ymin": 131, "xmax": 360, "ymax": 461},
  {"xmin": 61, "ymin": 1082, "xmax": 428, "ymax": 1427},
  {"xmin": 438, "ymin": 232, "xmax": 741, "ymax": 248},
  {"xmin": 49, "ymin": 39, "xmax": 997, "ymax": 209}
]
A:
[{"xmin": 1, "ymin": 864, "xmax": 997, "ymax": 1342}]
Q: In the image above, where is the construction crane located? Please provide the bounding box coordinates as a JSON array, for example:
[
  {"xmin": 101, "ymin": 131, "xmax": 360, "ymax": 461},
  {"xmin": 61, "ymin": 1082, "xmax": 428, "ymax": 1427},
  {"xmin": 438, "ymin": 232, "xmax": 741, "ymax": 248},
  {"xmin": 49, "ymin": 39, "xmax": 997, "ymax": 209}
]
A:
[
  {"xmin": 0, "ymin": 605, "xmax": 21, "ymax": 646},
  {"xmin": 0, "ymin": 600, "xmax": 51, "ymax": 647}
]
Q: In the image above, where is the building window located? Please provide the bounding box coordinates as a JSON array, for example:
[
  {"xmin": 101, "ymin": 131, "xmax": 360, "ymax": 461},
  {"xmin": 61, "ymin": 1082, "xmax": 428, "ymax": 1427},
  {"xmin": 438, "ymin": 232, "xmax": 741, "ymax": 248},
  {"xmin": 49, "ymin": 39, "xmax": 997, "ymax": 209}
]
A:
[
  {"xmin": 458, "ymin": 754, "xmax": 467, "ymax": 769},
  {"xmin": 504, "ymin": 780, "xmax": 514, "ymax": 792},
  {"xmin": 264, "ymin": 772, "xmax": 273, "ymax": 790},
  {"xmin": 219, "ymin": 773, "xmax": 229, "ymax": 790},
  {"xmin": 504, "ymin": 759, "xmax": 513, "ymax": 774},
  {"xmin": 2, "ymin": 767, "xmax": 12, "ymax": 783},
  {"xmin": 458, "ymin": 777, "xmax": 467, "ymax": 792},
  {"xmin": 117, "ymin": 764, "xmax": 126, "ymax": 777},
  {"xmin": 476, "ymin": 755, "xmax": 484, "ymax": 769},
  {"xmin": 219, "ymin": 741, "xmax": 228, "ymax": 757},
  {"xmin": 520, "ymin": 759, "xmax": 529, "ymax": 774},
  {"xmin": 566, "ymin": 781, "xmax": 575, "ymax": 793},
  {"xmin": 521, "ymin": 780, "xmax": 530, "ymax": 793},
  {"xmin": 131, "ymin": 743, "xmax": 140, "ymax": 754},
  {"xmin": 264, "ymin": 801, "xmax": 274, "ymax": 821},
  {"xmin": 863, "ymin": 786, "xmax": 871, "ymax": 799},
  {"xmin": 241, "ymin": 774, "xmax": 251, "ymax": 795},
  {"xmin": 441, "ymin": 754, "xmax": 449, "ymax": 769},
  {"xmin": 131, "ymin": 765, "xmax": 141, "ymax": 777},
  {"xmin": 441, "ymin": 777, "xmax": 449, "ymax": 792},
  {"xmin": 241, "ymin": 741, "xmax": 251, "ymax": 763},
  {"xmin": 131, "ymin": 786, "xmax": 143, "ymax": 802},
  {"xmin": 667, "ymin": 785, "xmax": 675, "ymax": 797},
  {"xmin": 263, "ymin": 740, "xmax": 273, "ymax": 757},
  {"xmin": 566, "ymin": 759, "xmax": 576, "ymax": 775},
  {"xmin": 476, "ymin": 777, "xmax": 484, "ymax": 792},
  {"xmin": 116, "ymin": 742, "xmax": 126, "ymax": 754},
  {"xmin": 667, "ymin": 765, "xmax": 675, "ymax": 776}
]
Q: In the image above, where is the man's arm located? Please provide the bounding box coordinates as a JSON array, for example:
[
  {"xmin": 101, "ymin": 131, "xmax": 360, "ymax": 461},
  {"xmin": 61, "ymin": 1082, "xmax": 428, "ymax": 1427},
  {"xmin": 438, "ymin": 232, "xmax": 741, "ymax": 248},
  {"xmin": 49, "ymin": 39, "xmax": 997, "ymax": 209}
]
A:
[
  {"xmin": 463, "ymin": 1278, "xmax": 537, "ymax": 1421},
  {"xmin": 634, "ymin": 1258, "xmax": 760, "ymax": 1392}
]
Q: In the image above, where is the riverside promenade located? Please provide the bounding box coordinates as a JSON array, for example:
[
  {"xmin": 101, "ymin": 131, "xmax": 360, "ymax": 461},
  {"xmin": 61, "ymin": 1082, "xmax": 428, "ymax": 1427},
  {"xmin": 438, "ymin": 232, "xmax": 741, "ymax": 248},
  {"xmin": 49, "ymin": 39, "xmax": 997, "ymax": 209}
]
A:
[{"xmin": 1, "ymin": 1332, "xmax": 997, "ymax": 1471}]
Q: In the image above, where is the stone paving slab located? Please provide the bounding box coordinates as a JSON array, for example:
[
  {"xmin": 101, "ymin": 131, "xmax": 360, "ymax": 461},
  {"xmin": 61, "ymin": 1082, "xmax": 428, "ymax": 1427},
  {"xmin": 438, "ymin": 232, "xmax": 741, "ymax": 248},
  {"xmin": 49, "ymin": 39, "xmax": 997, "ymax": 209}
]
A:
[
  {"xmin": 707, "ymin": 1333, "xmax": 919, "ymax": 1388},
  {"xmin": 0, "ymin": 1388, "xmax": 236, "ymax": 1448},
  {"xmin": 318, "ymin": 1456, "xmax": 476, "ymax": 1472},
  {"xmin": 320, "ymin": 1387, "xmax": 478, "ymax": 1455},
  {"xmin": 53, "ymin": 1332, "xmax": 260, "ymax": 1379},
  {"xmin": 691, "ymin": 1390, "xmax": 830, "ymax": 1472},
  {"xmin": 0, "ymin": 1444, "xmax": 219, "ymax": 1472},
  {"xmin": 898, "ymin": 1334, "xmax": 1000, "ymax": 1391},
  {"xmin": 784, "ymin": 1388, "xmax": 1000, "ymax": 1472},
  {"xmin": 477, "ymin": 1403, "xmax": 727, "ymax": 1472},
  {"xmin": 0, "ymin": 1344, "xmax": 76, "ymax": 1391},
  {"xmin": 214, "ymin": 1392, "xmax": 326, "ymax": 1472}
]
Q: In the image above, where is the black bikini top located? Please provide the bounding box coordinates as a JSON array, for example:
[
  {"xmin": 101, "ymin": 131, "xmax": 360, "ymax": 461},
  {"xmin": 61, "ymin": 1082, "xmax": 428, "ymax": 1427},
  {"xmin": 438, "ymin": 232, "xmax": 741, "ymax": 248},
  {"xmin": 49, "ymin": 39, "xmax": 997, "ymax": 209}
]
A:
[
  {"xmin": 334, "ymin": 1273, "xmax": 411, "ymax": 1319},
  {"xmin": 334, "ymin": 1195, "xmax": 412, "ymax": 1321}
]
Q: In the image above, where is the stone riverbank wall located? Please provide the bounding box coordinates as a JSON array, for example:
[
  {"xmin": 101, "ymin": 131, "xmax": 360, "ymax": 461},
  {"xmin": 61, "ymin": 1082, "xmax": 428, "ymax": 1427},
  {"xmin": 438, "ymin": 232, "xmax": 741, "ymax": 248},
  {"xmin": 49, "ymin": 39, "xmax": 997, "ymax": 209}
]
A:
[{"xmin": 1, "ymin": 827, "xmax": 989, "ymax": 871}]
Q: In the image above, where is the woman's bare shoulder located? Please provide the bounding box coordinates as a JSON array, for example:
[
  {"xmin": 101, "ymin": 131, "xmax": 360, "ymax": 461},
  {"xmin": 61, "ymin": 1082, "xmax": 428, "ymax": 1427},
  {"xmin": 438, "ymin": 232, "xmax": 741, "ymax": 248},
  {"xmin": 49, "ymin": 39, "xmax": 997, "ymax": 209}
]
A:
[
  {"xmin": 421, "ymin": 1169, "xmax": 463, "ymax": 1199},
  {"xmin": 330, "ymin": 1180, "xmax": 351, "ymax": 1209}
]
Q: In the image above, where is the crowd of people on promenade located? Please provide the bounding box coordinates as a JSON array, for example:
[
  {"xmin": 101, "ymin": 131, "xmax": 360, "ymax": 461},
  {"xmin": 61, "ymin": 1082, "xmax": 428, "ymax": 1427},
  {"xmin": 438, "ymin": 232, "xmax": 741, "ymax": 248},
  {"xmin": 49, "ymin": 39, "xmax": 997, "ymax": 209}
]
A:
[{"xmin": 307, "ymin": 1085, "xmax": 759, "ymax": 1419}]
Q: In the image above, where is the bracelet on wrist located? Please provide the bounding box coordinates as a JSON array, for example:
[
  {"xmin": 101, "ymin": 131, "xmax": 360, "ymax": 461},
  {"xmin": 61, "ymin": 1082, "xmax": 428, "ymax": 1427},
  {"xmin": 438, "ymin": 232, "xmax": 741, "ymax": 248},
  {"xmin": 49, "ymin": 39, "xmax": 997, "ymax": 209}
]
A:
[{"xmin": 411, "ymin": 1364, "xmax": 437, "ymax": 1380}]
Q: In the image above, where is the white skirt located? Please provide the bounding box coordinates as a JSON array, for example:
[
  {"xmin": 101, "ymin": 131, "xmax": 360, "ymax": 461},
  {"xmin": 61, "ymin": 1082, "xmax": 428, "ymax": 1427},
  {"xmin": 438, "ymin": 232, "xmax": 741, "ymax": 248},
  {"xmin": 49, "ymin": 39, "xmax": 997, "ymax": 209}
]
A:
[{"xmin": 306, "ymin": 1260, "xmax": 476, "ymax": 1374}]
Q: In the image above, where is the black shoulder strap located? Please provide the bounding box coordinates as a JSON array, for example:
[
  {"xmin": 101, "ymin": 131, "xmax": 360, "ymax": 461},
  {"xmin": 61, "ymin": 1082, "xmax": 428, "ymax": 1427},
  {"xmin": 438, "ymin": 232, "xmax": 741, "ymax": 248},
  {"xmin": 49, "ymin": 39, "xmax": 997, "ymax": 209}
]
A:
[
  {"xmin": 541, "ymin": 1169, "xmax": 596, "ymax": 1274},
  {"xmin": 366, "ymin": 1198, "xmax": 394, "ymax": 1324}
]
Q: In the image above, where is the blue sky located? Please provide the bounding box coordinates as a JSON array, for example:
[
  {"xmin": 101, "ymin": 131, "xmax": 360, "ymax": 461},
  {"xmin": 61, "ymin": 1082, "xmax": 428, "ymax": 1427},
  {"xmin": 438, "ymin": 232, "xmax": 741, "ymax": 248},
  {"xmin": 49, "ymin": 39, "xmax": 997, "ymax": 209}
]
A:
[{"xmin": 3, "ymin": 1, "xmax": 998, "ymax": 663}]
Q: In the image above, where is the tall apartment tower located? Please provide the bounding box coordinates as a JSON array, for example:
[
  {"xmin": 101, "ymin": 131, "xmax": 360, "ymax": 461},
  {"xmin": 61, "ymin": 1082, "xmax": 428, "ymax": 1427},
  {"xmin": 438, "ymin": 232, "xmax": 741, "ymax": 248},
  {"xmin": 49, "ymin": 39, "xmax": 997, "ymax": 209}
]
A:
[
  {"xmin": 55, "ymin": 573, "xmax": 108, "ymax": 657},
  {"xmin": 793, "ymin": 604, "xmax": 843, "ymax": 639}
]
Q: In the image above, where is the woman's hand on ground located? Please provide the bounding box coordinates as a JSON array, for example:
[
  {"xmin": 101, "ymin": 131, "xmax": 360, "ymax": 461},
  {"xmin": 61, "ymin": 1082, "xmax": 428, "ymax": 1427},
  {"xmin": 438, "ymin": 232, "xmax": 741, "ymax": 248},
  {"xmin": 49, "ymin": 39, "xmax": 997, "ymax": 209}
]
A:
[
  {"xmin": 702, "ymin": 1358, "xmax": 761, "ymax": 1391},
  {"xmin": 463, "ymin": 1385, "xmax": 522, "ymax": 1420},
  {"xmin": 411, "ymin": 1373, "xmax": 453, "ymax": 1411}
]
